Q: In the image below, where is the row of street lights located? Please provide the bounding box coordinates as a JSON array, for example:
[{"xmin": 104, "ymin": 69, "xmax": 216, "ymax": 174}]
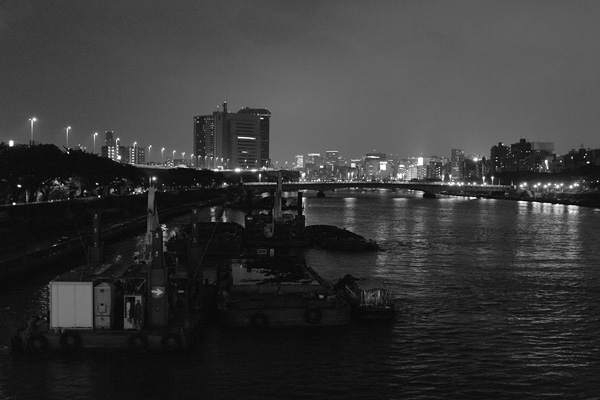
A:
[{"xmin": 26, "ymin": 117, "xmax": 241, "ymax": 168}]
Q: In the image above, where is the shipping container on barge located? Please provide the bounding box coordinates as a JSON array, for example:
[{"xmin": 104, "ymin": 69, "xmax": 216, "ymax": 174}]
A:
[{"xmin": 10, "ymin": 229, "xmax": 205, "ymax": 354}]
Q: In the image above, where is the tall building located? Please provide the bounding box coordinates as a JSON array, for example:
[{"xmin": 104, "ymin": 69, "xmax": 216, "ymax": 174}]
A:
[
  {"xmin": 193, "ymin": 114, "xmax": 216, "ymax": 168},
  {"xmin": 490, "ymin": 142, "xmax": 510, "ymax": 172},
  {"xmin": 101, "ymin": 131, "xmax": 120, "ymax": 162},
  {"xmin": 364, "ymin": 153, "xmax": 387, "ymax": 180},
  {"xmin": 450, "ymin": 149, "xmax": 465, "ymax": 180},
  {"xmin": 194, "ymin": 102, "xmax": 269, "ymax": 169},
  {"xmin": 238, "ymin": 107, "xmax": 271, "ymax": 168},
  {"xmin": 129, "ymin": 146, "xmax": 145, "ymax": 165},
  {"xmin": 306, "ymin": 153, "xmax": 322, "ymax": 167},
  {"xmin": 325, "ymin": 151, "xmax": 339, "ymax": 166},
  {"xmin": 509, "ymin": 139, "xmax": 532, "ymax": 171},
  {"xmin": 295, "ymin": 155, "xmax": 304, "ymax": 169}
]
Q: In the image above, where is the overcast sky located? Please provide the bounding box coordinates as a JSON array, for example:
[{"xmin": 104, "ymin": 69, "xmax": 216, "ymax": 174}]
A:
[{"xmin": 2, "ymin": 0, "xmax": 600, "ymax": 163}]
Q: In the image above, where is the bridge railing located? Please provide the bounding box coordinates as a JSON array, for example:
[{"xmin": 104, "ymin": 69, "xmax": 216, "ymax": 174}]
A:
[{"xmin": 243, "ymin": 181, "xmax": 511, "ymax": 193}]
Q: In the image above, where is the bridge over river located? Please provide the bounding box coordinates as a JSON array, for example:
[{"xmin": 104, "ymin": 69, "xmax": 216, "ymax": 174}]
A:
[{"xmin": 243, "ymin": 181, "xmax": 513, "ymax": 196}]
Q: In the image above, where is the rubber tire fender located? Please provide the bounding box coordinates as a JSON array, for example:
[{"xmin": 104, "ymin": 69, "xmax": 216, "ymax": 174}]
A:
[
  {"xmin": 161, "ymin": 333, "xmax": 182, "ymax": 351},
  {"xmin": 304, "ymin": 307, "xmax": 323, "ymax": 324},
  {"xmin": 60, "ymin": 331, "xmax": 82, "ymax": 352},
  {"xmin": 250, "ymin": 312, "xmax": 269, "ymax": 327},
  {"xmin": 27, "ymin": 334, "xmax": 49, "ymax": 353},
  {"xmin": 127, "ymin": 332, "xmax": 148, "ymax": 352}
]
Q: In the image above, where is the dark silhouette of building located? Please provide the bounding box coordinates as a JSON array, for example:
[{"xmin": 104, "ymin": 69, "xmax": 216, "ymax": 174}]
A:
[
  {"xmin": 490, "ymin": 142, "xmax": 510, "ymax": 172},
  {"xmin": 238, "ymin": 107, "xmax": 271, "ymax": 168}
]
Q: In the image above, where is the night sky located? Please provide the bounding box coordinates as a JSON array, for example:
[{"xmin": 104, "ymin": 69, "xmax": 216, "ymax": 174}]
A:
[{"xmin": 2, "ymin": 1, "xmax": 600, "ymax": 164}]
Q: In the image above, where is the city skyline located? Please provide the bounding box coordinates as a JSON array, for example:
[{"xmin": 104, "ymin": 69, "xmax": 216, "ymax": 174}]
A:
[{"xmin": 2, "ymin": 1, "xmax": 600, "ymax": 164}]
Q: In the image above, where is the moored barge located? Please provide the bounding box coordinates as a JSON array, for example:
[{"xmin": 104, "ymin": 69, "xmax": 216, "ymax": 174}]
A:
[
  {"xmin": 217, "ymin": 255, "xmax": 351, "ymax": 328},
  {"xmin": 11, "ymin": 229, "xmax": 205, "ymax": 354}
]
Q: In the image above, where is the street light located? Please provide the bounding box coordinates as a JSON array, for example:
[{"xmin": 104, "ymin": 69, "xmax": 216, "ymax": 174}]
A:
[
  {"xmin": 93, "ymin": 132, "xmax": 98, "ymax": 153},
  {"xmin": 172, "ymin": 150, "xmax": 176, "ymax": 165},
  {"xmin": 182, "ymin": 152, "xmax": 185, "ymax": 165},
  {"xmin": 148, "ymin": 145, "xmax": 152, "ymax": 162},
  {"xmin": 66, "ymin": 126, "xmax": 71, "ymax": 148},
  {"xmin": 161, "ymin": 147, "xmax": 165, "ymax": 162},
  {"xmin": 29, "ymin": 117, "xmax": 36, "ymax": 145}
]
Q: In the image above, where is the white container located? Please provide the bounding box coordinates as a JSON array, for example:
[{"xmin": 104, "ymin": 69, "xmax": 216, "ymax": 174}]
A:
[{"xmin": 49, "ymin": 281, "xmax": 94, "ymax": 329}]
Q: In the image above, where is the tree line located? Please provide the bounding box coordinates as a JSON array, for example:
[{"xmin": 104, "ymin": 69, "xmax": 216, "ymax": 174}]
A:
[{"xmin": 0, "ymin": 143, "xmax": 228, "ymax": 204}]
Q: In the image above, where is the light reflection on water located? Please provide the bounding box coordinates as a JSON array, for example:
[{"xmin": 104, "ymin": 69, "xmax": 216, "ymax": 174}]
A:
[{"xmin": 1, "ymin": 190, "xmax": 600, "ymax": 399}]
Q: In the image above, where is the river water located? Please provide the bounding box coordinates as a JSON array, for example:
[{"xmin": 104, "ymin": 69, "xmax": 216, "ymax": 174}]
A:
[{"xmin": 1, "ymin": 189, "xmax": 600, "ymax": 399}]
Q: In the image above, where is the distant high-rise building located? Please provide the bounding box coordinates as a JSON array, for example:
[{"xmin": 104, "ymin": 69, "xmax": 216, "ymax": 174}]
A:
[
  {"xmin": 194, "ymin": 102, "xmax": 269, "ymax": 169},
  {"xmin": 295, "ymin": 155, "xmax": 304, "ymax": 169},
  {"xmin": 509, "ymin": 139, "xmax": 532, "ymax": 171},
  {"xmin": 490, "ymin": 142, "xmax": 510, "ymax": 172},
  {"xmin": 450, "ymin": 149, "xmax": 464, "ymax": 180},
  {"xmin": 193, "ymin": 114, "xmax": 216, "ymax": 167},
  {"xmin": 101, "ymin": 131, "xmax": 119, "ymax": 162},
  {"xmin": 129, "ymin": 146, "xmax": 145, "ymax": 165},
  {"xmin": 325, "ymin": 151, "xmax": 339, "ymax": 166},
  {"xmin": 306, "ymin": 153, "xmax": 321, "ymax": 166},
  {"xmin": 364, "ymin": 153, "xmax": 386, "ymax": 180}
]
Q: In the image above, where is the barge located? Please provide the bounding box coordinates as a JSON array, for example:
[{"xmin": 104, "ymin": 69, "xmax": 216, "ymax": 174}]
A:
[
  {"xmin": 305, "ymin": 225, "xmax": 379, "ymax": 251},
  {"xmin": 11, "ymin": 186, "xmax": 208, "ymax": 354},
  {"xmin": 217, "ymin": 255, "xmax": 351, "ymax": 328},
  {"xmin": 11, "ymin": 230, "xmax": 205, "ymax": 353}
]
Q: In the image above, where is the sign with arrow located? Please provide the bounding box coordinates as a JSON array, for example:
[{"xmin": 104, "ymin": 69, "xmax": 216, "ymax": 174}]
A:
[{"xmin": 151, "ymin": 286, "xmax": 165, "ymax": 298}]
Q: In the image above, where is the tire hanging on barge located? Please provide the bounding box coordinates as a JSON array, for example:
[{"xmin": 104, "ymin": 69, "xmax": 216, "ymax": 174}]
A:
[
  {"xmin": 59, "ymin": 331, "xmax": 82, "ymax": 352},
  {"xmin": 127, "ymin": 332, "xmax": 148, "ymax": 352},
  {"xmin": 250, "ymin": 312, "xmax": 269, "ymax": 327},
  {"xmin": 304, "ymin": 307, "xmax": 323, "ymax": 324},
  {"xmin": 161, "ymin": 333, "xmax": 182, "ymax": 351},
  {"xmin": 28, "ymin": 334, "xmax": 49, "ymax": 352}
]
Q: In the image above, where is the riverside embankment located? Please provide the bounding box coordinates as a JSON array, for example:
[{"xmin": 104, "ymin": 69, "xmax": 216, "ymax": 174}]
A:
[{"xmin": 0, "ymin": 189, "xmax": 230, "ymax": 282}]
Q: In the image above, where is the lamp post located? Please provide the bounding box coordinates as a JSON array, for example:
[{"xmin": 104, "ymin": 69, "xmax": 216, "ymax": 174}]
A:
[
  {"xmin": 161, "ymin": 147, "xmax": 165, "ymax": 163},
  {"xmin": 182, "ymin": 152, "xmax": 185, "ymax": 165},
  {"xmin": 148, "ymin": 145, "xmax": 152, "ymax": 162},
  {"xmin": 65, "ymin": 126, "xmax": 71, "ymax": 149},
  {"xmin": 491, "ymin": 175, "xmax": 494, "ymax": 185},
  {"xmin": 93, "ymin": 132, "xmax": 98, "ymax": 153},
  {"xmin": 172, "ymin": 150, "xmax": 176, "ymax": 166},
  {"xmin": 29, "ymin": 117, "xmax": 36, "ymax": 145}
]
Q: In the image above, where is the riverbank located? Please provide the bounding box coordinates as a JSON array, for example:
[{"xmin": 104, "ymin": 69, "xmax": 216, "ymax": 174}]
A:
[{"xmin": 0, "ymin": 189, "xmax": 230, "ymax": 283}]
